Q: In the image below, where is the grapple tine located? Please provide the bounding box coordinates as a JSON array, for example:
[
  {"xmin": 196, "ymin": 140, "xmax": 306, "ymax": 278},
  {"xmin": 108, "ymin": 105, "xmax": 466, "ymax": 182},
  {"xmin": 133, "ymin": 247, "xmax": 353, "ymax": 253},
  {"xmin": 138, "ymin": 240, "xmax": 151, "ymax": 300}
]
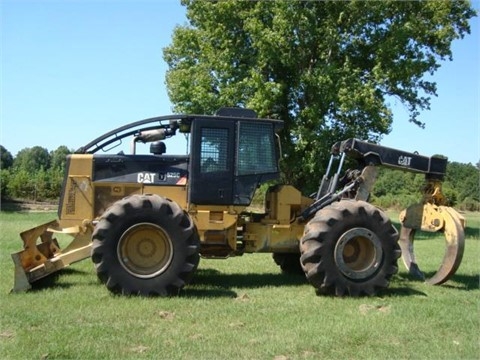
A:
[
  {"xmin": 425, "ymin": 206, "xmax": 465, "ymax": 285},
  {"xmin": 398, "ymin": 226, "xmax": 425, "ymax": 280}
]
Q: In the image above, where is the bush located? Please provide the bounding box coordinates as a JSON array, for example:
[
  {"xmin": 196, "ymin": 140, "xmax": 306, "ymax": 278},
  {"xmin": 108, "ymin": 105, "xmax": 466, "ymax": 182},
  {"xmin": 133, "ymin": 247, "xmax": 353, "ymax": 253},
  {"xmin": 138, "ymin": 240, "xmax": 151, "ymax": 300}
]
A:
[
  {"xmin": 458, "ymin": 198, "xmax": 480, "ymax": 212},
  {"xmin": 7, "ymin": 169, "xmax": 35, "ymax": 200},
  {"xmin": 0, "ymin": 169, "xmax": 11, "ymax": 200}
]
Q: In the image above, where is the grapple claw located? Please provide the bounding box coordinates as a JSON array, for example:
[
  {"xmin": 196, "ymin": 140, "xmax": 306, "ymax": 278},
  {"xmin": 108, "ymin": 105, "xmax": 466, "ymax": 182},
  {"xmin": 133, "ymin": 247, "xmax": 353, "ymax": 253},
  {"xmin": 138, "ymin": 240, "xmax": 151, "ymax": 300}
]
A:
[{"xmin": 399, "ymin": 203, "xmax": 465, "ymax": 285}]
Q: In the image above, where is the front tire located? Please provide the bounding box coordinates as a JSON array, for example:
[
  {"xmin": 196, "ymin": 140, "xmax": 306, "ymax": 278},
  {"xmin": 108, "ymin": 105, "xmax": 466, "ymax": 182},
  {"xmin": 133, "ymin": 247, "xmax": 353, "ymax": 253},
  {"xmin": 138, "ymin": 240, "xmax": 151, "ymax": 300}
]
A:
[
  {"xmin": 300, "ymin": 200, "xmax": 400, "ymax": 296},
  {"xmin": 91, "ymin": 194, "xmax": 200, "ymax": 296}
]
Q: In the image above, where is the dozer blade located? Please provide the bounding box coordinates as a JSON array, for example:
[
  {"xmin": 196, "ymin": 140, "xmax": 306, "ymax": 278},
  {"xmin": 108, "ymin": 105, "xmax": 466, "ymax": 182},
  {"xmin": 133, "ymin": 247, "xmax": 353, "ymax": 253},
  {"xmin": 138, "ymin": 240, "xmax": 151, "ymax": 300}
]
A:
[
  {"xmin": 11, "ymin": 220, "xmax": 92, "ymax": 292},
  {"xmin": 399, "ymin": 203, "xmax": 465, "ymax": 285}
]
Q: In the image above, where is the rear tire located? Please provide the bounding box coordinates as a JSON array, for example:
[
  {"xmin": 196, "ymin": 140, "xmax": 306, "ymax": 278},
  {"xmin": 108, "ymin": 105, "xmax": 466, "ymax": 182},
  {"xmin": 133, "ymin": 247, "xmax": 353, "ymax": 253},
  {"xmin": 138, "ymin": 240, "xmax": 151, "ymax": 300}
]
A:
[
  {"xmin": 272, "ymin": 253, "xmax": 303, "ymax": 275},
  {"xmin": 91, "ymin": 194, "xmax": 199, "ymax": 296},
  {"xmin": 300, "ymin": 200, "xmax": 400, "ymax": 296}
]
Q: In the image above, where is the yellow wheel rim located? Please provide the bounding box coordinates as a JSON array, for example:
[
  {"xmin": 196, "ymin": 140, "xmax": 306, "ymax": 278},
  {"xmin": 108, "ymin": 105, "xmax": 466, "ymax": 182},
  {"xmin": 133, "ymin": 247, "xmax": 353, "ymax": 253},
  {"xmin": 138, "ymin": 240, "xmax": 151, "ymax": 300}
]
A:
[{"xmin": 117, "ymin": 223, "xmax": 173, "ymax": 278}]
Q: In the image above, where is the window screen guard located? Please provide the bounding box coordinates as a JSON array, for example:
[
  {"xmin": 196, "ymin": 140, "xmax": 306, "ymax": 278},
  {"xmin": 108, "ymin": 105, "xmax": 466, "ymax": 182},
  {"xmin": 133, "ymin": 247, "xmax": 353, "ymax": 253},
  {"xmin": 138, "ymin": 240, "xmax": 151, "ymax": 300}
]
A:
[
  {"xmin": 200, "ymin": 128, "xmax": 229, "ymax": 173},
  {"xmin": 236, "ymin": 122, "xmax": 278, "ymax": 176}
]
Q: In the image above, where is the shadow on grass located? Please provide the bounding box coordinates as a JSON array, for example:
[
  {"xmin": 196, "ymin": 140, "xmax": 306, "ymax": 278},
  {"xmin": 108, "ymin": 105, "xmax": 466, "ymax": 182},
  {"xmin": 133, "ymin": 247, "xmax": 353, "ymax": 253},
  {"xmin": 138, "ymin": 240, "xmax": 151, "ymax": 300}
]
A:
[
  {"xmin": 20, "ymin": 265, "xmax": 474, "ymax": 299},
  {"xmin": 464, "ymin": 225, "xmax": 480, "ymax": 238},
  {"xmin": 191, "ymin": 268, "xmax": 306, "ymax": 288},
  {"xmin": 420, "ymin": 272, "xmax": 479, "ymax": 291},
  {"xmin": 182, "ymin": 268, "xmax": 307, "ymax": 298},
  {"xmin": 180, "ymin": 287, "xmax": 238, "ymax": 298},
  {"xmin": 27, "ymin": 267, "xmax": 93, "ymax": 292},
  {"xmin": 394, "ymin": 270, "xmax": 479, "ymax": 292},
  {"xmin": 384, "ymin": 287, "xmax": 428, "ymax": 297},
  {"xmin": 186, "ymin": 269, "xmax": 431, "ymax": 299}
]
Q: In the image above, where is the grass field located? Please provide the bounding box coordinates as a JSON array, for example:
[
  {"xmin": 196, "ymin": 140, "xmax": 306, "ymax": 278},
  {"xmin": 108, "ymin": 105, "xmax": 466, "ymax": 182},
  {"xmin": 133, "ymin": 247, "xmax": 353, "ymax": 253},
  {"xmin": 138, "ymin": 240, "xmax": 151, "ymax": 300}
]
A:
[{"xmin": 0, "ymin": 210, "xmax": 478, "ymax": 360}]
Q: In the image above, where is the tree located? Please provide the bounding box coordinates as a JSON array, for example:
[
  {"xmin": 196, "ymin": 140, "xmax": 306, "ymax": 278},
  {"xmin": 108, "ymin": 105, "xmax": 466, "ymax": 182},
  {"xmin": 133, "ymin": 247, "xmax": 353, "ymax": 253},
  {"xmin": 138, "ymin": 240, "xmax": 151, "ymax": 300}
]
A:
[
  {"xmin": 0, "ymin": 145, "xmax": 13, "ymax": 169},
  {"xmin": 1, "ymin": 169, "xmax": 10, "ymax": 200},
  {"xmin": 164, "ymin": 0, "xmax": 476, "ymax": 193},
  {"xmin": 445, "ymin": 161, "xmax": 480, "ymax": 206},
  {"xmin": 50, "ymin": 146, "xmax": 72, "ymax": 170},
  {"xmin": 7, "ymin": 168, "xmax": 34, "ymax": 200},
  {"xmin": 13, "ymin": 146, "xmax": 50, "ymax": 172}
]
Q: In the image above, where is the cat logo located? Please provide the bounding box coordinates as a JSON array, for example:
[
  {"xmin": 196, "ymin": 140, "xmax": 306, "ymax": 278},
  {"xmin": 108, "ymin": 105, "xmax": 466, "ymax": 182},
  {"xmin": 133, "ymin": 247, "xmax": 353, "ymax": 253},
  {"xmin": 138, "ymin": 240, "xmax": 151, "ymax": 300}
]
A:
[
  {"xmin": 137, "ymin": 172, "xmax": 156, "ymax": 184},
  {"xmin": 398, "ymin": 155, "xmax": 412, "ymax": 166}
]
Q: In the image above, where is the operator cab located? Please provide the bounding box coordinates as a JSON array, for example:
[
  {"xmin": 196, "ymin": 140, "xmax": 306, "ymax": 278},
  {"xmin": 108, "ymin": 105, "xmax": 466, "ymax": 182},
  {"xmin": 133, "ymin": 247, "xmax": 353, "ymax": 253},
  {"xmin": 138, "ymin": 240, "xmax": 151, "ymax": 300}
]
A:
[
  {"xmin": 76, "ymin": 107, "xmax": 283, "ymax": 207},
  {"xmin": 188, "ymin": 108, "xmax": 283, "ymax": 206}
]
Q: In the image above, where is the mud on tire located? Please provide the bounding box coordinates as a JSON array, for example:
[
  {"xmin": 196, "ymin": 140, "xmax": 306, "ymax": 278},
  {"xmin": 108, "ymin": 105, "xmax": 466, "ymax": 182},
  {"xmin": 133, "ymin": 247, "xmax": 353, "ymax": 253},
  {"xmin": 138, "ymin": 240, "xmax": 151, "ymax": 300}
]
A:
[{"xmin": 300, "ymin": 200, "xmax": 400, "ymax": 296}]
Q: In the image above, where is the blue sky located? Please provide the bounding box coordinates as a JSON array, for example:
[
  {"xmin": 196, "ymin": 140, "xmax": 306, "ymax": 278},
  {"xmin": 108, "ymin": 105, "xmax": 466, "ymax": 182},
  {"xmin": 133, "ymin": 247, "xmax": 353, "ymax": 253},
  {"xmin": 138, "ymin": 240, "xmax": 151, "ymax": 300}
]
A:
[{"xmin": 1, "ymin": 1, "xmax": 479, "ymax": 165}]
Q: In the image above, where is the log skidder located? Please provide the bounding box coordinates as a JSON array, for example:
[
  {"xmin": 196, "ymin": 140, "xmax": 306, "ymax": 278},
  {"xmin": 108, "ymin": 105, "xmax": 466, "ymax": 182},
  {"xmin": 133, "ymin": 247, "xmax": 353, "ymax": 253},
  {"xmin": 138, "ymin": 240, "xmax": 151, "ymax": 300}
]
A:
[{"xmin": 10, "ymin": 109, "xmax": 465, "ymax": 298}]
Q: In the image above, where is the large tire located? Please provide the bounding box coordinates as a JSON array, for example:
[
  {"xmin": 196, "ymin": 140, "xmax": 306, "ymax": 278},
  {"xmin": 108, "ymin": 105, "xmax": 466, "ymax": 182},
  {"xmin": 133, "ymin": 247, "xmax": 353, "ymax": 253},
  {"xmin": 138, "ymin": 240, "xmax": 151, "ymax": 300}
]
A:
[
  {"xmin": 300, "ymin": 200, "xmax": 400, "ymax": 296},
  {"xmin": 91, "ymin": 194, "xmax": 200, "ymax": 296},
  {"xmin": 272, "ymin": 253, "xmax": 304, "ymax": 275}
]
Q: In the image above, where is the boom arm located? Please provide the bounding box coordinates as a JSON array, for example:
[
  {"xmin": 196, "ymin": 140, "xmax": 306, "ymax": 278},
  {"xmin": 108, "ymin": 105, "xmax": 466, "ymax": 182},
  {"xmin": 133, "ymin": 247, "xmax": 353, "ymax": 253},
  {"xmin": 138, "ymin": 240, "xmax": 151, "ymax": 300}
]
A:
[
  {"xmin": 335, "ymin": 138, "xmax": 447, "ymax": 179},
  {"xmin": 303, "ymin": 138, "xmax": 449, "ymax": 219},
  {"xmin": 302, "ymin": 138, "xmax": 464, "ymax": 287}
]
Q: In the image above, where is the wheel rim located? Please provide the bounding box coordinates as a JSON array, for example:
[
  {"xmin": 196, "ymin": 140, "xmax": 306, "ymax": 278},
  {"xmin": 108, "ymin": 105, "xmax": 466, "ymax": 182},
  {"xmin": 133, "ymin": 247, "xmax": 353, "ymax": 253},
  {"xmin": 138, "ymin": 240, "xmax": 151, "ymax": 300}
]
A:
[
  {"xmin": 334, "ymin": 227, "xmax": 383, "ymax": 280},
  {"xmin": 117, "ymin": 223, "xmax": 173, "ymax": 279}
]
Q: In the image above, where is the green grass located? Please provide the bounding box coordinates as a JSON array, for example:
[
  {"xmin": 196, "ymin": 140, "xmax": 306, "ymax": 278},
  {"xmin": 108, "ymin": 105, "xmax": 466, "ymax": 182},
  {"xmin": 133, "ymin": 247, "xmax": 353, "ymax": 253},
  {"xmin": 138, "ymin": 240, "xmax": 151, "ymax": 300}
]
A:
[{"xmin": 0, "ymin": 211, "xmax": 479, "ymax": 360}]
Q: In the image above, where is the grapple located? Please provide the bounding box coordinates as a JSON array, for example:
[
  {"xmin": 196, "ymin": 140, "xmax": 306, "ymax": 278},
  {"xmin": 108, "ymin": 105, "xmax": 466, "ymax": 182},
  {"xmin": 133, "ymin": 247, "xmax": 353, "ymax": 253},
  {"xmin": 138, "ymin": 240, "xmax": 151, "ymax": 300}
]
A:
[
  {"xmin": 398, "ymin": 180, "xmax": 465, "ymax": 284},
  {"xmin": 307, "ymin": 139, "xmax": 467, "ymax": 287}
]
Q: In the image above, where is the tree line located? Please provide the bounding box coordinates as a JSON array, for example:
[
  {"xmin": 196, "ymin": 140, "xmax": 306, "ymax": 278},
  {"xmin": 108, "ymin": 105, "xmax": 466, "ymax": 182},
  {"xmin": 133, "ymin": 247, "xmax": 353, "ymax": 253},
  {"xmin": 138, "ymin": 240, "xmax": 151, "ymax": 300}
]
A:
[
  {"xmin": 371, "ymin": 162, "xmax": 480, "ymax": 211},
  {"xmin": 1, "ymin": 144, "xmax": 478, "ymax": 211},
  {"xmin": 1, "ymin": 145, "xmax": 71, "ymax": 203}
]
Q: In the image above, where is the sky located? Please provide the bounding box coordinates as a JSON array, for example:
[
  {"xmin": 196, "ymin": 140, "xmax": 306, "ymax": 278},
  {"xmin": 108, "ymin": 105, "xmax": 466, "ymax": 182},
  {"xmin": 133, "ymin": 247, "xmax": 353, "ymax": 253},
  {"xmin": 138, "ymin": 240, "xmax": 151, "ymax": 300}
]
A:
[{"xmin": 1, "ymin": 0, "xmax": 479, "ymax": 165}]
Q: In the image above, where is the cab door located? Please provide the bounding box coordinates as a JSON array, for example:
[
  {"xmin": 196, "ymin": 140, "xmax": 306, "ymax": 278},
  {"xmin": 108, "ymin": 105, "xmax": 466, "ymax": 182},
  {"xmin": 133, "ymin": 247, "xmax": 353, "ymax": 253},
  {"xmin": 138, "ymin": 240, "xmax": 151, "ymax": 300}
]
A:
[{"xmin": 188, "ymin": 118, "xmax": 235, "ymax": 205}]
